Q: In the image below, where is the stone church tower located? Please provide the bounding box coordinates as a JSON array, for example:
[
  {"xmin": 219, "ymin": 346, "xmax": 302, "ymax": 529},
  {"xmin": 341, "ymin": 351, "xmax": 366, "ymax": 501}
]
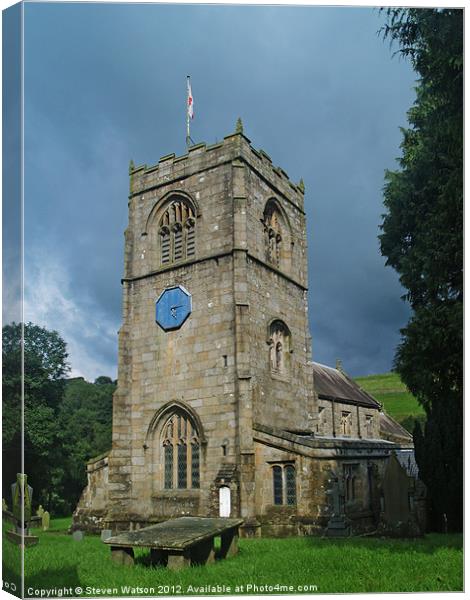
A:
[{"xmin": 75, "ymin": 122, "xmax": 420, "ymax": 537}]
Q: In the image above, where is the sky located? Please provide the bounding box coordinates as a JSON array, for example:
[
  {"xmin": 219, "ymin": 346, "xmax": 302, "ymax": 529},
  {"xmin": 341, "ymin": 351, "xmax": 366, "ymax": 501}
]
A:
[{"xmin": 13, "ymin": 2, "xmax": 417, "ymax": 380}]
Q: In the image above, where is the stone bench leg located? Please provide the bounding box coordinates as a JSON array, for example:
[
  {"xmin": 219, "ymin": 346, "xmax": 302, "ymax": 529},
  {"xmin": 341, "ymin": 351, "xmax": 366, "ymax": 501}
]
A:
[
  {"xmin": 150, "ymin": 549, "xmax": 168, "ymax": 566},
  {"xmin": 220, "ymin": 527, "xmax": 238, "ymax": 558},
  {"xmin": 167, "ymin": 550, "xmax": 190, "ymax": 570},
  {"xmin": 110, "ymin": 546, "xmax": 134, "ymax": 566},
  {"xmin": 190, "ymin": 538, "xmax": 215, "ymax": 565}
]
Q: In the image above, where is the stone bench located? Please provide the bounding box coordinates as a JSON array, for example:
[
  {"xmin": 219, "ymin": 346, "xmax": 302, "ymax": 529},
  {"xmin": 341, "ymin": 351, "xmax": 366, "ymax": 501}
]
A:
[{"xmin": 103, "ymin": 516, "xmax": 244, "ymax": 570}]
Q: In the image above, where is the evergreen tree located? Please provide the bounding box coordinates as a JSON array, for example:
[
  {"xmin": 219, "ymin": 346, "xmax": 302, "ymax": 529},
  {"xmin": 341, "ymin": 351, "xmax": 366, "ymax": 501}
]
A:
[{"xmin": 380, "ymin": 8, "xmax": 463, "ymax": 531}]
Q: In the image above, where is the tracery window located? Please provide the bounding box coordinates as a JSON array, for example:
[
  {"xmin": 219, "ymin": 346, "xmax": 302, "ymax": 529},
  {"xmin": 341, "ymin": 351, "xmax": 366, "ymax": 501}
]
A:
[
  {"xmin": 273, "ymin": 466, "xmax": 283, "ymax": 505},
  {"xmin": 285, "ymin": 465, "xmax": 297, "ymax": 505},
  {"xmin": 159, "ymin": 198, "xmax": 196, "ymax": 265},
  {"xmin": 161, "ymin": 412, "xmax": 200, "ymax": 489},
  {"xmin": 272, "ymin": 464, "xmax": 297, "ymax": 506},
  {"xmin": 269, "ymin": 320, "xmax": 291, "ymax": 375},
  {"xmin": 263, "ymin": 201, "xmax": 284, "ymax": 268}
]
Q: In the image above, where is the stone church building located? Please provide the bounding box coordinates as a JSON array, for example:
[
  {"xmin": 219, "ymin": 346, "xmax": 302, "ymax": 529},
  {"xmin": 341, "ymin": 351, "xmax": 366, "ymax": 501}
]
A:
[{"xmin": 74, "ymin": 123, "xmax": 422, "ymax": 537}]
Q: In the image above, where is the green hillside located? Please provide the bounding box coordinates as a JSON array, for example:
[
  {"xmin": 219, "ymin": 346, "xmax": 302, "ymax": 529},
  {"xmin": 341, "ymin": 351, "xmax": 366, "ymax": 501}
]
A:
[{"xmin": 355, "ymin": 372, "xmax": 426, "ymax": 433}]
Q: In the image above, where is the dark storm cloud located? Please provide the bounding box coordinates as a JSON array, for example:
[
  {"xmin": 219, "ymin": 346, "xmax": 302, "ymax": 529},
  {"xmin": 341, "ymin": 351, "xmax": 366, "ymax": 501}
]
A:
[{"xmin": 22, "ymin": 3, "xmax": 415, "ymax": 379}]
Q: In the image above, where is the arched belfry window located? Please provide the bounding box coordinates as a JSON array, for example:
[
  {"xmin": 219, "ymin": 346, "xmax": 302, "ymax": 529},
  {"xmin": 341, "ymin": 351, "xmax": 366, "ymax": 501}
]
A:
[
  {"xmin": 158, "ymin": 197, "xmax": 196, "ymax": 265},
  {"xmin": 268, "ymin": 320, "xmax": 291, "ymax": 376},
  {"xmin": 262, "ymin": 200, "xmax": 289, "ymax": 269},
  {"xmin": 161, "ymin": 412, "xmax": 200, "ymax": 489}
]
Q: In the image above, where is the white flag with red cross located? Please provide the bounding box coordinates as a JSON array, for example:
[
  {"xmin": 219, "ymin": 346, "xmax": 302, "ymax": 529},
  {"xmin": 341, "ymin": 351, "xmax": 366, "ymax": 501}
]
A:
[{"xmin": 187, "ymin": 77, "xmax": 194, "ymax": 120}]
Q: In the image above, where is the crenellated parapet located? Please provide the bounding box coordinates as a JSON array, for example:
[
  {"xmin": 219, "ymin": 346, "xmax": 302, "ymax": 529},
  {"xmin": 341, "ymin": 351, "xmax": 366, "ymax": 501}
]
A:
[{"xmin": 129, "ymin": 123, "xmax": 305, "ymax": 212}]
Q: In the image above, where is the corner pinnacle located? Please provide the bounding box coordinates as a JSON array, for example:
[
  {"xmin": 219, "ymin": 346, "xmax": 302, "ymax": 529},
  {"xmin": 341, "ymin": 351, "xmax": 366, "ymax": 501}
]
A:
[
  {"xmin": 129, "ymin": 159, "xmax": 135, "ymax": 174},
  {"xmin": 235, "ymin": 117, "xmax": 244, "ymax": 134},
  {"xmin": 298, "ymin": 178, "xmax": 305, "ymax": 193}
]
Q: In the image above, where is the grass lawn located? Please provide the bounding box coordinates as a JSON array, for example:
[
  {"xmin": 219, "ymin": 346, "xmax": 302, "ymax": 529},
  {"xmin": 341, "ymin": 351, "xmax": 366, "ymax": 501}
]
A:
[
  {"xmin": 355, "ymin": 372, "xmax": 425, "ymax": 431},
  {"xmin": 2, "ymin": 518, "xmax": 463, "ymax": 596}
]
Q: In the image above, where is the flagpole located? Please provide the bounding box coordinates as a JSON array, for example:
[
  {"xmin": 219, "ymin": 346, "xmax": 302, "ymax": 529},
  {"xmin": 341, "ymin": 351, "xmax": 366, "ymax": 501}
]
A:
[{"xmin": 186, "ymin": 75, "xmax": 191, "ymax": 148}]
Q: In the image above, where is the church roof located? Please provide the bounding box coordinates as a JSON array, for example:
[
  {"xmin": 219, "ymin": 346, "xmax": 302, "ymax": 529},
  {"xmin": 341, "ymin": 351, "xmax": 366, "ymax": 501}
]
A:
[
  {"xmin": 394, "ymin": 449, "xmax": 419, "ymax": 478},
  {"xmin": 379, "ymin": 411, "xmax": 414, "ymax": 445},
  {"xmin": 312, "ymin": 362, "xmax": 381, "ymax": 409}
]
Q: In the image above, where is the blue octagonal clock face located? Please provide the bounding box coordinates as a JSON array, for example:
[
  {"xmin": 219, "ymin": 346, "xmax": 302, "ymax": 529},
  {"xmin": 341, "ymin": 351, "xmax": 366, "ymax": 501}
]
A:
[{"xmin": 156, "ymin": 285, "xmax": 192, "ymax": 331}]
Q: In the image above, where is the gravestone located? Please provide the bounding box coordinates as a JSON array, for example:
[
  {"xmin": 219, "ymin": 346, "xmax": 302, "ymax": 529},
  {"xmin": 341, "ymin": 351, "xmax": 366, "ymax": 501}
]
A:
[
  {"xmin": 42, "ymin": 511, "xmax": 50, "ymax": 531},
  {"xmin": 36, "ymin": 505, "xmax": 44, "ymax": 518},
  {"xmin": 325, "ymin": 472, "xmax": 351, "ymax": 537},
  {"xmin": 73, "ymin": 530, "xmax": 84, "ymax": 542},
  {"xmin": 2, "ymin": 498, "xmax": 8, "ymax": 512},
  {"xmin": 11, "ymin": 473, "xmax": 33, "ymax": 534},
  {"xmin": 101, "ymin": 529, "xmax": 112, "ymax": 541},
  {"xmin": 104, "ymin": 517, "xmax": 242, "ymax": 569},
  {"xmin": 7, "ymin": 473, "xmax": 39, "ymax": 547}
]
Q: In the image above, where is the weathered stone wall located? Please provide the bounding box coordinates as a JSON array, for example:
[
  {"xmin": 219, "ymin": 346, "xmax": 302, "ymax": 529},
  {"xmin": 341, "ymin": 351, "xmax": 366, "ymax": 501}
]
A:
[
  {"xmin": 129, "ymin": 156, "xmax": 235, "ymax": 280},
  {"xmin": 242, "ymin": 154, "xmax": 308, "ymax": 287},
  {"xmin": 236, "ymin": 139, "xmax": 314, "ymax": 432},
  {"xmin": 254, "ymin": 441, "xmax": 308, "ymax": 536},
  {"xmin": 317, "ymin": 399, "xmax": 381, "ymax": 439},
  {"xmin": 115, "ymin": 238, "xmax": 239, "ymax": 519},
  {"xmin": 247, "ymin": 260, "xmax": 314, "ymax": 432},
  {"xmin": 252, "ymin": 436, "xmax": 389, "ymax": 536},
  {"xmin": 72, "ymin": 454, "xmax": 109, "ymax": 532}
]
